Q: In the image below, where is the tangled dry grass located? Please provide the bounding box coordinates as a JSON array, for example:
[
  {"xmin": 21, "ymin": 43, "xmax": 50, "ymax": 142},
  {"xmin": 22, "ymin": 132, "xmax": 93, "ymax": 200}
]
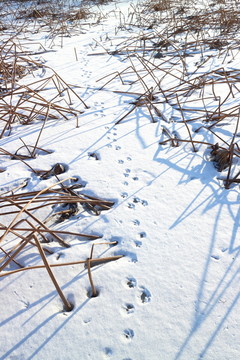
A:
[
  {"xmin": 0, "ymin": 0, "xmax": 239, "ymax": 309},
  {"xmin": 0, "ymin": 0, "xmax": 123, "ymax": 309}
]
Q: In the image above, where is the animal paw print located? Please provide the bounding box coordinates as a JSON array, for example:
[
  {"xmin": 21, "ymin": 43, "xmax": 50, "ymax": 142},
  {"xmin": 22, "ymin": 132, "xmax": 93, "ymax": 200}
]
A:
[
  {"xmin": 123, "ymin": 169, "xmax": 131, "ymax": 177},
  {"xmin": 134, "ymin": 240, "xmax": 142, "ymax": 248},
  {"xmin": 123, "ymin": 328, "xmax": 134, "ymax": 340},
  {"xmin": 122, "ymin": 303, "xmax": 135, "ymax": 315},
  {"xmin": 127, "ymin": 203, "xmax": 135, "ymax": 209},
  {"xmin": 103, "ymin": 347, "xmax": 113, "ymax": 358},
  {"xmin": 132, "ymin": 197, "xmax": 148, "ymax": 206},
  {"xmin": 138, "ymin": 286, "xmax": 151, "ymax": 304},
  {"xmin": 133, "ymin": 219, "xmax": 140, "ymax": 226},
  {"xmin": 126, "ymin": 277, "xmax": 137, "ymax": 288}
]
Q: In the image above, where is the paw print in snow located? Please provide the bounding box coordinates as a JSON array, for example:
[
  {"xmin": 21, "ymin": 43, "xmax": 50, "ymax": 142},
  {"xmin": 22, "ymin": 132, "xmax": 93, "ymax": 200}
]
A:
[
  {"xmin": 139, "ymin": 286, "xmax": 151, "ymax": 304},
  {"xmin": 134, "ymin": 240, "xmax": 142, "ymax": 247},
  {"xmin": 122, "ymin": 303, "xmax": 135, "ymax": 315},
  {"xmin": 126, "ymin": 277, "xmax": 137, "ymax": 288},
  {"xmin": 128, "ymin": 203, "xmax": 135, "ymax": 209},
  {"xmin": 103, "ymin": 347, "xmax": 113, "ymax": 358},
  {"xmin": 123, "ymin": 328, "xmax": 134, "ymax": 340},
  {"xmin": 133, "ymin": 219, "xmax": 140, "ymax": 226}
]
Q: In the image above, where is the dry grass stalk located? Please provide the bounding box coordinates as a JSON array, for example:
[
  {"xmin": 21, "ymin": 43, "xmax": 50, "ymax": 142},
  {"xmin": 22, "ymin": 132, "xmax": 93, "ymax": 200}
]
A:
[
  {"xmin": 33, "ymin": 234, "xmax": 73, "ymax": 311},
  {"xmin": 0, "ymin": 147, "xmax": 38, "ymax": 173},
  {"xmin": 176, "ymin": 94, "xmax": 197, "ymax": 152},
  {"xmin": 86, "ymin": 241, "xmax": 118, "ymax": 297},
  {"xmin": 0, "ymin": 254, "xmax": 124, "ymax": 278},
  {"xmin": 224, "ymin": 114, "xmax": 240, "ymax": 187}
]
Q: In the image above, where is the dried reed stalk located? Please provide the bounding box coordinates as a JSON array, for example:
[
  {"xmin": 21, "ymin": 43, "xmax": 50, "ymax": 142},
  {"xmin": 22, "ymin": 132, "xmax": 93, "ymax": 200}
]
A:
[
  {"xmin": 33, "ymin": 234, "xmax": 73, "ymax": 311},
  {"xmin": 0, "ymin": 255, "xmax": 124, "ymax": 278}
]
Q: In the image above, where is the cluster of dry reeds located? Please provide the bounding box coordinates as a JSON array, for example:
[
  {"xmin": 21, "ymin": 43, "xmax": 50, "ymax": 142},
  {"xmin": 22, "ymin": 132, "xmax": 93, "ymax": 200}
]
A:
[
  {"xmin": 0, "ymin": 0, "xmax": 118, "ymax": 170},
  {"xmin": 0, "ymin": 0, "xmax": 239, "ymax": 310},
  {"xmin": 94, "ymin": 0, "xmax": 240, "ymax": 188},
  {"xmin": 0, "ymin": 0, "xmax": 122, "ymax": 310},
  {"xmin": 1, "ymin": 0, "xmax": 112, "ymax": 46},
  {"xmin": 0, "ymin": 0, "xmax": 115, "ymax": 141},
  {"xmin": 0, "ymin": 178, "xmax": 123, "ymax": 310},
  {"xmin": 0, "ymin": 28, "xmax": 89, "ymax": 167}
]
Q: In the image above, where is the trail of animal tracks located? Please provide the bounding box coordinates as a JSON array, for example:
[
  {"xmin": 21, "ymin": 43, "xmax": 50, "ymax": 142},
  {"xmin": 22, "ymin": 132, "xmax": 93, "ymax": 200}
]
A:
[{"xmin": 0, "ymin": 0, "xmax": 239, "ymax": 359}]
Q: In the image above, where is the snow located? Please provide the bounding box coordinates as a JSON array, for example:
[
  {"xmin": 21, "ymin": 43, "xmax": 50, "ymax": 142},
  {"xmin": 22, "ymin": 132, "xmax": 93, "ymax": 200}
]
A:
[{"xmin": 0, "ymin": 0, "xmax": 239, "ymax": 359}]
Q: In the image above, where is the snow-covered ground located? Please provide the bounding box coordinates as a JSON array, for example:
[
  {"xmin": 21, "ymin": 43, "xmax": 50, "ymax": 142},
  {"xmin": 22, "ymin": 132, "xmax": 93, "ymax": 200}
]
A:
[{"xmin": 0, "ymin": 0, "xmax": 239, "ymax": 359}]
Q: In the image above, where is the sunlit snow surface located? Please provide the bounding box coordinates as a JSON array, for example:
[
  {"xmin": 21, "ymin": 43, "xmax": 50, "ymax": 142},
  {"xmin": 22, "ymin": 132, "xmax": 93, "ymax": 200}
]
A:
[{"xmin": 0, "ymin": 1, "xmax": 239, "ymax": 359}]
